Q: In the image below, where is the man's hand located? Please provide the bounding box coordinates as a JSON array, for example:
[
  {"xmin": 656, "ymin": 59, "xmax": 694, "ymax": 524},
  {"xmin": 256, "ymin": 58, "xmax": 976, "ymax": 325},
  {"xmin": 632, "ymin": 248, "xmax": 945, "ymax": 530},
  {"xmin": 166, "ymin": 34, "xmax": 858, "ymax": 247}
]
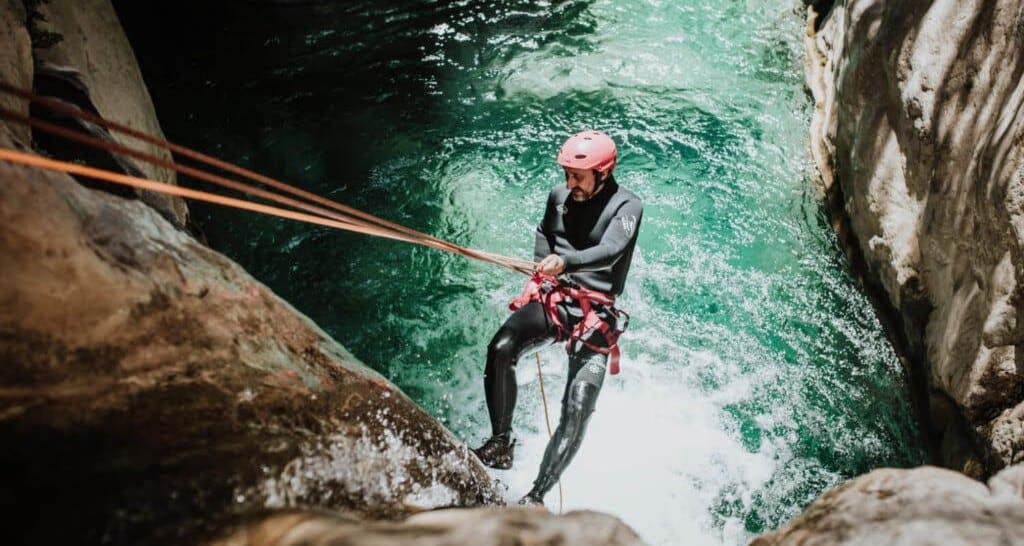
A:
[{"xmin": 537, "ymin": 254, "xmax": 566, "ymax": 276}]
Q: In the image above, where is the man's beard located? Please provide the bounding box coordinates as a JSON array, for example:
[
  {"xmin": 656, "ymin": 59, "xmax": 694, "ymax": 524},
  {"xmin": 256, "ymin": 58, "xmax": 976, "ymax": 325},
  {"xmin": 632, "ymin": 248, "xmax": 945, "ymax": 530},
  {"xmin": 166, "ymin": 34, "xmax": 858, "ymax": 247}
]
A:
[{"xmin": 571, "ymin": 182, "xmax": 603, "ymax": 201}]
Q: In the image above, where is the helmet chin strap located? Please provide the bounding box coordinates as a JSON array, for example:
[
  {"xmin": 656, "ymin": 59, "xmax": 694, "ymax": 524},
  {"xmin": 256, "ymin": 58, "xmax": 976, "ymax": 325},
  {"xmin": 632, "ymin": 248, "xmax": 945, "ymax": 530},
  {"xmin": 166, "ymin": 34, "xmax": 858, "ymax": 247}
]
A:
[{"xmin": 580, "ymin": 172, "xmax": 609, "ymax": 200}]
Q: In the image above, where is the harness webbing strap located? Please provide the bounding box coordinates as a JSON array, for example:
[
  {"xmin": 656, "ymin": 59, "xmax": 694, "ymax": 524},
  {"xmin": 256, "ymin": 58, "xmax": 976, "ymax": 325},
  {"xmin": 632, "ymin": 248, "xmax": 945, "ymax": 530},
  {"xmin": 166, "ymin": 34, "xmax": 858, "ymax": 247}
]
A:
[{"xmin": 510, "ymin": 273, "xmax": 628, "ymax": 375}]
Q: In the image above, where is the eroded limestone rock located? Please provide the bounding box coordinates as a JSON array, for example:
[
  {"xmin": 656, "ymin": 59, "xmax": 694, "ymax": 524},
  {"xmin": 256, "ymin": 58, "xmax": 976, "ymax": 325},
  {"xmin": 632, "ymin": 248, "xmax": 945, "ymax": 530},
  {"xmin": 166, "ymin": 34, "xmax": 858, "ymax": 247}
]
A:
[
  {"xmin": 751, "ymin": 465, "xmax": 1024, "ymax": 546},
  {"xmin": 28, "ymin": 0, "xmax": 189, "ymax": 227},
  {"xmin": 0, "ymin": 0, "xmax": 31, "ymax": 145},
  {"xmin": 0, "ymin": 148, "xmax": 500, "ymax": 544},
  {"xmin": 805, "ymin": 0, "xmax": 1024, "ymax": 474},
  {"xmin": 205, "ymin": 507, "xmax": 648, "ymax": 546},
  {"xmin": 0, "ymin": 9, "xmax": 500, "ymax": 538}
]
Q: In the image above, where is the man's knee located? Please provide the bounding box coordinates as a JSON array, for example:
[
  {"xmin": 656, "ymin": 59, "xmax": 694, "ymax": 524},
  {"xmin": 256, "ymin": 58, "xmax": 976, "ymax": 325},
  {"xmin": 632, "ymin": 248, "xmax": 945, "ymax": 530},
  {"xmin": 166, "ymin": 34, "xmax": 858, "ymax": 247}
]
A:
[
  {"xmin": 487, "ymin": 327, "xmax": 521, "ymax": 368},
  {"xmin": 487, "ymin": 327, "xmax": 519, "ymax": 358},
  {"xmin": 565, "ymin": 380, "xmax": 599, "ymax": 420}
]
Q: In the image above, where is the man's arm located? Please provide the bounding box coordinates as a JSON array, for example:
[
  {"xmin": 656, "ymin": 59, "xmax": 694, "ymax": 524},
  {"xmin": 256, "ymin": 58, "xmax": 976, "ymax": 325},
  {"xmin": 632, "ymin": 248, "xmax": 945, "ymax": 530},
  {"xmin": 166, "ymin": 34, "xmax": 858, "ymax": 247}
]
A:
[{"xmin": 562, "ymin": 199, "xmax": 643, "ymax": 273}]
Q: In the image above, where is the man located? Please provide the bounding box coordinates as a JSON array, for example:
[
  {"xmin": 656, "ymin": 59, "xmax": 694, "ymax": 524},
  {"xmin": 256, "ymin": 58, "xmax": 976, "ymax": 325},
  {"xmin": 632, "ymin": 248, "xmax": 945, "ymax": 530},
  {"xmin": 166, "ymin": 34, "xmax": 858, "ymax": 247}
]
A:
[{"xmin": 472, "ymin": 130, "xmax": 643, "ymax": 505}]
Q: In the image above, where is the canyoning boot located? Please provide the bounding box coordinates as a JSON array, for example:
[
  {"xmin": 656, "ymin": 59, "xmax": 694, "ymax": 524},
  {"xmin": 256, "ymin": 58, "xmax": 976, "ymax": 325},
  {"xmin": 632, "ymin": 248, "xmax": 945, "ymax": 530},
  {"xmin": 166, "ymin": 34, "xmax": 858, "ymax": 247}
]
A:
[
  {"xmin": 472, "ymin": 435, "xmax": 515, "ymax": 469},
  {"xmin": 517, "ymin": 491, "xmax": 544, "ymax": 507}
]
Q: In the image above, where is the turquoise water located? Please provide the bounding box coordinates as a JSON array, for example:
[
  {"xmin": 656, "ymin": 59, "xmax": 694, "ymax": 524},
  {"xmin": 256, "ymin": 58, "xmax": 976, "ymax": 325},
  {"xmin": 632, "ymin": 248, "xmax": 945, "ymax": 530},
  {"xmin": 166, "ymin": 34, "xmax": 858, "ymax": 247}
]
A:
[{"xmin": 120, "ymin": 1, "xmax": 924, "ymax": 543}]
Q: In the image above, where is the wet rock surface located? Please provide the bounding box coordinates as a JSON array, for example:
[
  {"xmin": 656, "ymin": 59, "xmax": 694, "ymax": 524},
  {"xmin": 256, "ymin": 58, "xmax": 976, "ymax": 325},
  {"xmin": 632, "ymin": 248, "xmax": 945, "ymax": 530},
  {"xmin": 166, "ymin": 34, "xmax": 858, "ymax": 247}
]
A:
[
  {"xmin": 205, "ymin": 507, "xmax": 649, "ymax": 546},
  {"xmin": 0, "ymin": 2, "xmax": 498, "ymax": 544},
  {"xmin": 751, "ymin": 464, "xmax": 1024, "ymax": 546},
  {"xmin": 24, "ymin": 0, "xmax": 189, "ymax": 227},
  {"xmin": 0, "ymin": 143, "xmax": 499, "ymax": 545},
  {"xmin": 804, "ymin": 0, "xmax": 1024, "ymax": 474}
]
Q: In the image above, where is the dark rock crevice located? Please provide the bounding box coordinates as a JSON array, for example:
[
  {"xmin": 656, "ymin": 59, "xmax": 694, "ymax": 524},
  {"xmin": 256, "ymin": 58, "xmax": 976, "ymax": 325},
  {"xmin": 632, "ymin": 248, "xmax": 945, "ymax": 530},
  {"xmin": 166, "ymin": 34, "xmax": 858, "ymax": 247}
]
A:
[
  {"xmin": 29, "ymin": 64, "xmax": 147, "ymax": 199},
  {"xmin": 815, "ymin": 158, "xmax": 941, "ymax": 464},
  {"xmin": 22, "ymin": 0, "xmax": 63, "ymax": 49}
]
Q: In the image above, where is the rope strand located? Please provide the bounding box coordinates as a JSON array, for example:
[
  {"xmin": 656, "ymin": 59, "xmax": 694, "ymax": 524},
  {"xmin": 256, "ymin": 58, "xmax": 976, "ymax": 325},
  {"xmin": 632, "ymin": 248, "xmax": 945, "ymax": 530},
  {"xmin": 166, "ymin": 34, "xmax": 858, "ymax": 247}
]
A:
[
  {"xmin": 0, "ymin": 84, "xmax": 537, "ymax": 274},
  {"xmin": 0, "ymin": 80, "xmax": 572, "ymax": 509},
  {"xmin": 534, "ymin": 353, "xmax": 564, "ymax": 514},
  {"xmin": 0, "ymin": 106, "xmax": 533, "ymax": 270},
  {"xmin": 0, "ymin": 149, "xmax": 442, "ymax": 241},
  {"xmin": 0, "ymin": 81, "xmax": 538, "ymax": 273}
]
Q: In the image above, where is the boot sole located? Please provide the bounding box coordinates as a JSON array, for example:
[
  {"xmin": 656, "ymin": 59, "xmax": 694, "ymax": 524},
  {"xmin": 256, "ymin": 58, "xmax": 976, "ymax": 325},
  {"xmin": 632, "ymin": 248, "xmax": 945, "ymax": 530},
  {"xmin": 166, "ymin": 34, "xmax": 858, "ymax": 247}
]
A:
[{"xmin": 472, "ymin": 442, "xmax": 515, "ymax": 470}]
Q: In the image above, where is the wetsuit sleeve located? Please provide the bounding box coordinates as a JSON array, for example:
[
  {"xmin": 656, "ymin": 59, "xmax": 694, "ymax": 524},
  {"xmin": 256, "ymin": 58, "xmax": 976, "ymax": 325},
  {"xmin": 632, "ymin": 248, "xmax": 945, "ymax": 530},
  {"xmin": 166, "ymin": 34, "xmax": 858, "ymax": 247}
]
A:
[
  {"xmin": 562, "ymin": 199, "xmax": 643, "ymax": 273},
  {"xmin": 534, "ymin": 190, "xmax": 557, "ymax": 261}
]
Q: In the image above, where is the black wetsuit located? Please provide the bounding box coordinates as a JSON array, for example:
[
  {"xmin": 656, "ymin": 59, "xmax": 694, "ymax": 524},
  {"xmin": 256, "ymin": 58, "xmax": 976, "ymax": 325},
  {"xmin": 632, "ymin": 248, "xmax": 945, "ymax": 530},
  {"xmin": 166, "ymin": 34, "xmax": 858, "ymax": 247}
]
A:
[{"xmin": 483, "ymin": 176, "xmax": 642, "ymax": 498}]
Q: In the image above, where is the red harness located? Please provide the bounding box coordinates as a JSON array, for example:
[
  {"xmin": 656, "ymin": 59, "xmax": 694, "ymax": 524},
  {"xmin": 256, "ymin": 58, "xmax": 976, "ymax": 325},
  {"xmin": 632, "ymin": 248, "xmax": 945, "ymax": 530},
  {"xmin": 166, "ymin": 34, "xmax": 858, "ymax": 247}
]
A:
[{"xmin": 509, "ymin": 273, "xmax": 630, "ymax": 375}]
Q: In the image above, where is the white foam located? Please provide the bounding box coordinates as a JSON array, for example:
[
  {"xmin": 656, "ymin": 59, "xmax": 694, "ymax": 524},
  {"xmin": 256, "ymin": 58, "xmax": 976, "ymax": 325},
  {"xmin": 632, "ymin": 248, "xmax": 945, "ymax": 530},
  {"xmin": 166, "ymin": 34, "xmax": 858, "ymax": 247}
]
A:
[{"xmin": 488, "ymin": 314, "xmax": 787, "ymax": 544}]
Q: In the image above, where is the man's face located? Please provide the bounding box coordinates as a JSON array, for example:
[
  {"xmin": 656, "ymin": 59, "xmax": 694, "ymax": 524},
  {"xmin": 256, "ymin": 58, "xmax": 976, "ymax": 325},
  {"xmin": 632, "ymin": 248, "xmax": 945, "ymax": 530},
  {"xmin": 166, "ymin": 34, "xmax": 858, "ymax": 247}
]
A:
[{"xmin": 564, "ymin": 167, "xmax": 599, "ymax": 201}]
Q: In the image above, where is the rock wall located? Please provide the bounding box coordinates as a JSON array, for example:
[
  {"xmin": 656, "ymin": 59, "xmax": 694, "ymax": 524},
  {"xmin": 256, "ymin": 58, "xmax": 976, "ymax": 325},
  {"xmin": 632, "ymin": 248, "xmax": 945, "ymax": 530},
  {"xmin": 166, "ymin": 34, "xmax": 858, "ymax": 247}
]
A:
[
  {"xmin": 22, "ymin": 0, "xmax": 189, "ymax": 227},
  {"xmin": 205, "ymin": 508, "xmax": 648, "ymax": 546},
  {"xmin": 0, "ymin": 0, "xmax": 31, "ymax": 145},
  {"xmin": 804, "ymin": 0, "xmax": 1024, "ymax": 476},
  {"xmin": 0, "ymin": 2, "xmax": 499, "ymax": 545},
  {"xmin": 752, "ymin": 464, "xmax": 1024, "ymax": 545}
]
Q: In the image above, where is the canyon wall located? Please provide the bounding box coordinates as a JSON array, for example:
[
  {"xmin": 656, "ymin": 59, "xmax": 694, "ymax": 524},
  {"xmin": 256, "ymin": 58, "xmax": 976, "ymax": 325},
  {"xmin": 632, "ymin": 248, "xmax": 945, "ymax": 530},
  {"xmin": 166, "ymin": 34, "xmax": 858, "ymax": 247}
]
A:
[
  {"xmin": 805, "ymin": 0, "xmax": 1024, "ymax": 476},
  {"xmin": 0, "ymin": 1, "xmax": 503, "ymax": 543}
]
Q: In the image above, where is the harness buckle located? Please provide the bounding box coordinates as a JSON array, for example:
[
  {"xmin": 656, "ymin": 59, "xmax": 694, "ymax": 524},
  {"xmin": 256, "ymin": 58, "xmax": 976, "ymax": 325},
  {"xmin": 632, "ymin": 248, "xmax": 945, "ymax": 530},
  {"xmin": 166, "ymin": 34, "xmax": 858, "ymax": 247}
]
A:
[{"xmin": 614, "ymin": 308, "xmax": 630, "ymax": 335}]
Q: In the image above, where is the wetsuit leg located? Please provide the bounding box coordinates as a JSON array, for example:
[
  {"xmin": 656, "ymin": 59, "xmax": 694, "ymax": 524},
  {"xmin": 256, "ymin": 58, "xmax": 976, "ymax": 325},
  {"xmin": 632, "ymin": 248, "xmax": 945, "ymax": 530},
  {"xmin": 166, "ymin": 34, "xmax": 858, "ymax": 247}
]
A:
[
  {"xmin": 484, "ymin": 301, "xmax": 559, "ymax": 438},
  {"xmin": 527, "ymin": 330, "xmax": 609, "ymax": 498}
]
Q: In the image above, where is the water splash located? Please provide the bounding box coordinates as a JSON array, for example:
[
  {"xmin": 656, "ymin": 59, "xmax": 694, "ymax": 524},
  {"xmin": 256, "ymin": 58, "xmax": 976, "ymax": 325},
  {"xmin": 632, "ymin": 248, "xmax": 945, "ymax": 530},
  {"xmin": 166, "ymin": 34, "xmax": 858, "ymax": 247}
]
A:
[{"xmin": 255, "ymin": 426, "xmax": 485, "ymax": 512}]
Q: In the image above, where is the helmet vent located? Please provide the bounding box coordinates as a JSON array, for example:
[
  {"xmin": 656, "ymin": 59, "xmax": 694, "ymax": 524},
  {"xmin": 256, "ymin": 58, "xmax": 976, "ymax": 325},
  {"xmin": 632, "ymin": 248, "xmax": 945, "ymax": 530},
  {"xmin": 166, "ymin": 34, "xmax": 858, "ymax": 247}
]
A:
[
  {"xmin": 575, "ymin": 154, "xmax": 587, "ymax": 159},
  {"xmin": 583, "ymin": 137, "xmax": 593, "ymax": 140}
]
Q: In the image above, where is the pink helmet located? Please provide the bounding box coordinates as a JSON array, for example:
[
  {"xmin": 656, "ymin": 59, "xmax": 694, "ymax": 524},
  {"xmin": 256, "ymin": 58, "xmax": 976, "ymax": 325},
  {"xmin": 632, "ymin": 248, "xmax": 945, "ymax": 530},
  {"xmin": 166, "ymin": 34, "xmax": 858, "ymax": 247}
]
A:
[{"xmin": 556, "ymin": 130, "xmax": 617, "ymax": 175}]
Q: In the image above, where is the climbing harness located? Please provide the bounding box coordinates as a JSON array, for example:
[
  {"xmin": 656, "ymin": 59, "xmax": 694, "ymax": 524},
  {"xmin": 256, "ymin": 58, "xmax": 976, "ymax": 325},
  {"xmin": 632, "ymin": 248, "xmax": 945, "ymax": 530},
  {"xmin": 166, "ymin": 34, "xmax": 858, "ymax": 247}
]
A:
[
  {"xmin": 523, "ymin": 270, "xmax": 631, "ymax": 512},
  {"xmin": 511, "ymin": 273, "xmax": 630, "ymax": 375}
]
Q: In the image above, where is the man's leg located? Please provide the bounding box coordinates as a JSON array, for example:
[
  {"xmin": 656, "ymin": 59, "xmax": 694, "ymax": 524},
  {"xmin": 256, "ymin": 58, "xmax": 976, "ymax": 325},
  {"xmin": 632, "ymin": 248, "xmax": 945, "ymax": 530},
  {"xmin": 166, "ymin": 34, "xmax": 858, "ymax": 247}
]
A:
[
  {"xmin": 476, "ymin": 301, "xmax": 557, "ymax": 468},
  {"xmin": 521, "ymin": 333, "xmax": 608, "ymax": 503}
]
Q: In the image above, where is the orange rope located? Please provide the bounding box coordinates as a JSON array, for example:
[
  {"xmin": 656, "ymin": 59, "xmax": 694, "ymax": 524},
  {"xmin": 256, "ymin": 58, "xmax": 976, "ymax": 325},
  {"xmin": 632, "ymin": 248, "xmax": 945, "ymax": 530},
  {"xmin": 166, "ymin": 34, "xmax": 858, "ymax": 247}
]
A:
[
  {"xmin": 0, "ymin": 148, "xmax": 451, "ymax": 240},
  {"xmin": 534, "ymin": 353, "xmax": 563, "ymax": 513},
  {"xmin": 0, "ymin": 81, "xmax": 572, "ymax": 509},
  {"xmin": 0, "ymin": 106, "xmax": 535, "ymax": 271},
  {"xmin": 0, "ymin": 81, "xmax": 538, "ymax": 273}
]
